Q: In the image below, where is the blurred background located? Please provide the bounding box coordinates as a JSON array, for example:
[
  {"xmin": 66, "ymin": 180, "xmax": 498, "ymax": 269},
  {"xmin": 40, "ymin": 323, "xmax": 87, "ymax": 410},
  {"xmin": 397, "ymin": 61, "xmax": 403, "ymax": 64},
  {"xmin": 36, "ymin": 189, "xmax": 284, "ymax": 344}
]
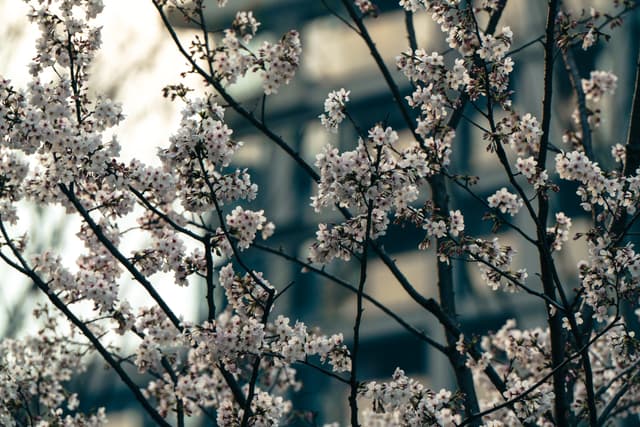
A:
[{"xmin": 1, "ymin": 0, "xmax": 639, "ymax": 425}]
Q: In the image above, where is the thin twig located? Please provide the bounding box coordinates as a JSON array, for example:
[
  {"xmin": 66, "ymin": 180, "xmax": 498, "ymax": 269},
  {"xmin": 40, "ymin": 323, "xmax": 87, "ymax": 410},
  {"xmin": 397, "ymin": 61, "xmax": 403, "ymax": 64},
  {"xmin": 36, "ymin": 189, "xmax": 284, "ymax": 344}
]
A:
[
  {"xmin": 560, "ymin": 47, "xmax": 593, "ymax": 159},
  {"xmin": 249, "ymin": 241, "xmax": 448, "ymax": 355},
  {"xmin": 339, "ymin": 0, "xmax": 420, "ymax": 144},
  {"xmin": 405, "ymin": 9, "xmax": 418, "ymax": 52},
  {"xmin": 447, "ymin": 175, "xmax": 538, "ymax": 245},
  {"xmin": 349, "ymin": 153, "xmax": 376, "ymax": 426},
  {"xmin": 537, "ymin": 1, "xmax": 573, "ymax": 423}
]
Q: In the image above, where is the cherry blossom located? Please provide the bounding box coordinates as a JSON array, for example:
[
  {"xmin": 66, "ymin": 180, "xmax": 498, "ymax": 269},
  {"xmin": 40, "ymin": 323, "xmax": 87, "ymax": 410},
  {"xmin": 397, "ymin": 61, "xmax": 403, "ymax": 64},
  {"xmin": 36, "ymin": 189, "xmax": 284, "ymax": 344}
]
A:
[
  {"xmin": 487, "ymin": 187, "xmax": 523, "ymax": 216},
  {"xmin": 319, "ymin": 88, "xmax": 351, "ymax": 132},
  {"xmin": 1, "ymin": 0, "xmax": 640, "ymax": 425}
]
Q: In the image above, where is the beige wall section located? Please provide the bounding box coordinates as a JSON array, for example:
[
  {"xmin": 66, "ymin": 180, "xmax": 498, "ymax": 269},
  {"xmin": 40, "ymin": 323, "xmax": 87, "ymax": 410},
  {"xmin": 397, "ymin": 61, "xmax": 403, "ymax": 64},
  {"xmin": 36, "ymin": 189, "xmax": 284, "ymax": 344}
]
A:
[{"xmin": 303, "ymin": 9, "xmax": 439, "ymax": 82}]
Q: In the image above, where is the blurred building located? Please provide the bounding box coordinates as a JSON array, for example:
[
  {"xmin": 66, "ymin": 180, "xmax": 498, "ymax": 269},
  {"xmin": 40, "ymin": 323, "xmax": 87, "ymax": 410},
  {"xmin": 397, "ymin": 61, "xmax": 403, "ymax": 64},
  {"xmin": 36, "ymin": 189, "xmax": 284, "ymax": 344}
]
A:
[
  {"xmin": 1, "ymin": 0, "xmax": 639, "ymax": 426},
  {"xmin": 195, "ymin": 0, "xmax": 640, "ymax": 424}
]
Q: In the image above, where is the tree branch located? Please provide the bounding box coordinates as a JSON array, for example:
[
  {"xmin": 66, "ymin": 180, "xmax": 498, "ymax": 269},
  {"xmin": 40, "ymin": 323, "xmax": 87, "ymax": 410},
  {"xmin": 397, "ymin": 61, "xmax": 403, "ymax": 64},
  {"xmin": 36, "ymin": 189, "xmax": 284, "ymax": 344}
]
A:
[
  {"xmin": 560, "ymin": 47, "xmax": 594, "ymax": 159},
  {"xmin": 59, "ymin": 183, "xmax": 184, "ymax": 331},
  {"xmin": 249, "ymin": 241, "xmax": 448, "ymax": 355},
  {"xmin": 536, "ymin": 2, "xmax": 572, "ymax": 424},
  {"xmin": 460, "ymin": 318, "xmax": 622, "ymax": 426},
  {"xmin": 0, "ymin": 218, "xmax": 172, "ymax": 427}
]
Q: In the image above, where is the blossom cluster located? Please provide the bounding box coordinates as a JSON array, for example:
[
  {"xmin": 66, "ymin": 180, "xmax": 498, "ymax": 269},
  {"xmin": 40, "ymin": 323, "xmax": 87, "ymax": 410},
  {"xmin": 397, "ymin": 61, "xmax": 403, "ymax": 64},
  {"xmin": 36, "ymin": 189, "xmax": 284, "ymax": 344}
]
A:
[
  {"xmin": 319, "ymin": 88, "xmax": 350, "ymax": 133},
  {"xmin": 309, "ymin": 124, "xmax": 437, "ymax": 263},
  {"xmin": 0, "ymin": 1, "xmax": 352, "ymax": 425},
  {"xmin": 515, "ymin": 156, "xmax": 548, "ymax": 189},
  {"xmin": 156, "ymin": 96, "xmax": 258, "ymax": 213},
  {"xmin": 460, "ymin": 320, "xmax": 555, "ymax": 424},
  {"xmin": 2, "ymin": 0, "xmax": 640, "ymax": 426},
  {"xmin": 259, "ymin": 30, "xmax": 302, "ymax": 95},
  {"xmin": 354, "ymin": 0, "xmax": 377, "ymax": 15},
  {"xmin": 208, "ymin": 8, "xmax": 301, "ymax": 95},
  {"xmin": 225, "ymin": 207, "xmax": 275, "ymax": 250},
  {"xmin": 138, "ymin": 269, "xmax": 351, "ymax": 424},
  {"xmin": 582, "ymin": 70, "xmax": 618, "ymax": 104},
  {"xmin": 0, "ymin": 306, "xmax": 107, "ymax": 426},
  {"xmin": 546, "ymin": 212, "xmax": 572, "ymax": 252},
  {"xmin": 460, "ymin": 318, "xmax": 640, "ymax": 425},
  {"xmin": 496, "ymin": 112, "xmax": 543, "ymax": 157},
  {"xmin": 554, "ymin": 149, "xmax": 640, "ymax": 217},
  {"xmin": 0, "ymin": 147, "xmax": 29, "ymax": 223},
  {"xmin": 465, "ymin": 237, "xmax": 524, "ymax": 292},
  {"xmin": 487, "ymin": 187, "xmax": 523, "ymax": 216},
  {"xmin": 573, "ymin": 70, "xmax": 619, "ymax": 132},
  {"xmin": 360, "ymin": 368, "xmax": 462, "ymax": 426}
]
